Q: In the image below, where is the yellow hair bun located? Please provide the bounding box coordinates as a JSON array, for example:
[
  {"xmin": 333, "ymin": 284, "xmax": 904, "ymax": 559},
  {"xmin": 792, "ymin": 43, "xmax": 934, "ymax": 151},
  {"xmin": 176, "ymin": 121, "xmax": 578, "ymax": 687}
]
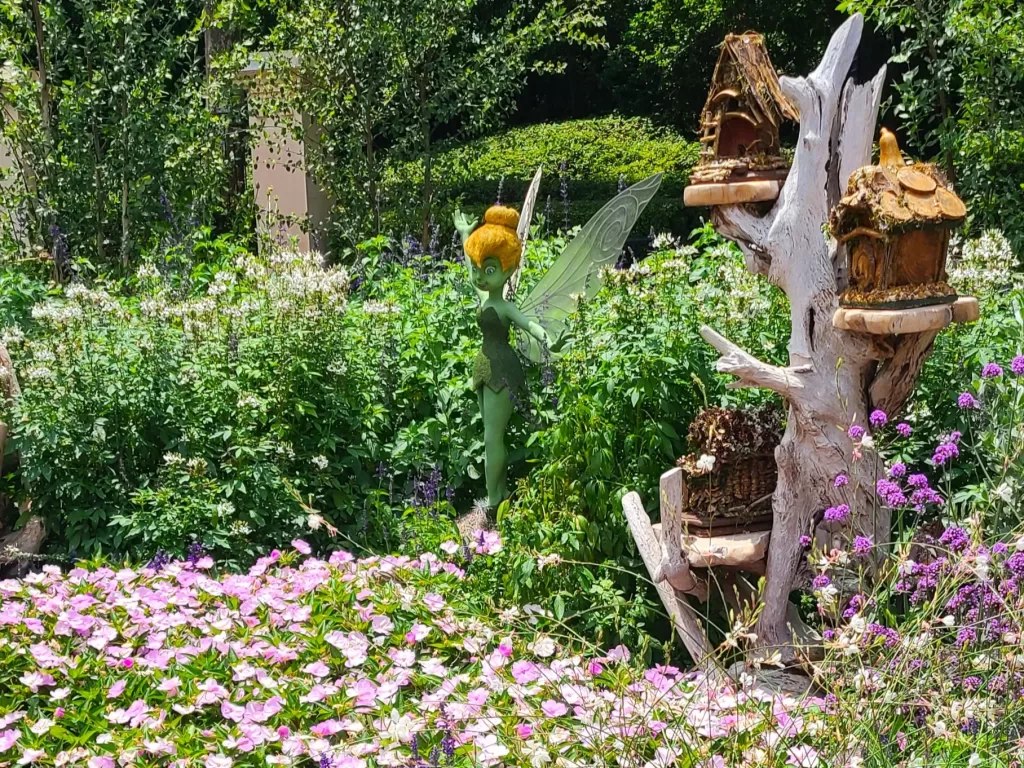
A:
[{"xmin": 484, "ymin": 205, "xmax": 520, "ymax": 231}]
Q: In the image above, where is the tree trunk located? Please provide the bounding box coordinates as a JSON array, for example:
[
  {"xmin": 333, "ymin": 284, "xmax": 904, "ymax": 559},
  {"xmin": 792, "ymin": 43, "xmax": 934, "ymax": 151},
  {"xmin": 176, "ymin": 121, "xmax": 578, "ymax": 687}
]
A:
[
  {"xmin": 699, "ymin": 15, "xmax": 939, "ymax": 654},
  {"xmin": 419, "ymin": 72, "xmax": 432, "ymax": 246},
  {"xmin": 204, "ymin": 2, "xmax": 247, "ymax": 211},
  {"xmin": 0, "ymin": 342, "xmax": 46, "ymax": 574},
  {"xmin": 0, "ymin": 341, "xmax": 22, "ymax": 461},
  {"xmin": 365, "ymin": 112, "xmax": 379, "ymax": 234},
  {"xmin": 29, "ymin": 0, "xmax": 52, "ymax": 150},
  {"xmin": 119, "ymin": 99, "xmax": 130, "ymax": 268}
]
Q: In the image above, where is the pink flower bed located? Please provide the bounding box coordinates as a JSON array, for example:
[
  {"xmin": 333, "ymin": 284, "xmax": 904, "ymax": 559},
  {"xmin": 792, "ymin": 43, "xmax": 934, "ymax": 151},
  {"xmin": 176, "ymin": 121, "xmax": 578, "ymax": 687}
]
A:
[{"xmin": 0, "ymin": 537, "xmax": 828, "ymax": 768}]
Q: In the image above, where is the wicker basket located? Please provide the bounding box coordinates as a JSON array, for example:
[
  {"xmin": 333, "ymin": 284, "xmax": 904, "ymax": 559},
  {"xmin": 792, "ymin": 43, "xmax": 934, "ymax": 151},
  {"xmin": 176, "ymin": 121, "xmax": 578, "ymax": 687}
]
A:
[{"xmin": 683, "ymin": 453, "xmax": 777, "ymax": 523}]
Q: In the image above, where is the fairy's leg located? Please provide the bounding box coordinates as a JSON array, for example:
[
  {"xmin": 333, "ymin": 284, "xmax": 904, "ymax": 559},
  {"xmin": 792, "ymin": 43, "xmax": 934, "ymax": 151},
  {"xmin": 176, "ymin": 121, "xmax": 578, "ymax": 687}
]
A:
[{"xmin": 482, "ymin": 387, "xmax": 514, "ymax": 508}]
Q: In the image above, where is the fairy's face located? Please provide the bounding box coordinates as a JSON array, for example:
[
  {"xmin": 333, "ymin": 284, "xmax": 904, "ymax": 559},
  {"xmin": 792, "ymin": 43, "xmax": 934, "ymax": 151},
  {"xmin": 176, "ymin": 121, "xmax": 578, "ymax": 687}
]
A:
[{"xmin": 471, "ymin": 256, "xmax": 512, "ymax": 293}]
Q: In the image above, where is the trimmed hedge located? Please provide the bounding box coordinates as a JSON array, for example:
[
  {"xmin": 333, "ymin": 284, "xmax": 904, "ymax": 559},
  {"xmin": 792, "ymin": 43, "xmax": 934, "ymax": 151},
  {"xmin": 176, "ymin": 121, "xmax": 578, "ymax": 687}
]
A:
[{"xmin": 384, "ymin": 116, "xmax": 703, "ymax": 237}]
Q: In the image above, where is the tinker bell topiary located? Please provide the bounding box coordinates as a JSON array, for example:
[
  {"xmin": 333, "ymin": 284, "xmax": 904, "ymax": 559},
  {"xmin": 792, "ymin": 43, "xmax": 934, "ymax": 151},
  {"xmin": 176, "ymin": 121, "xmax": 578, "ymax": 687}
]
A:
[{"xmin": 454, "ymin": 168, "xmax": 662, "ymax": 509}]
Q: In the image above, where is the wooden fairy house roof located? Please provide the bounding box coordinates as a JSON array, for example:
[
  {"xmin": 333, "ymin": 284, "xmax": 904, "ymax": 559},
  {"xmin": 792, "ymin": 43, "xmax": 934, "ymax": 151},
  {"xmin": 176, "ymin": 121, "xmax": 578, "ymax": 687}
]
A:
[
  {"xmin": 701, "ymin": 33, "xmax": 799, "ymax": 132},
  {"xmin": 830, "ymin": 129, "xmax": 966, "ymax": 238}
]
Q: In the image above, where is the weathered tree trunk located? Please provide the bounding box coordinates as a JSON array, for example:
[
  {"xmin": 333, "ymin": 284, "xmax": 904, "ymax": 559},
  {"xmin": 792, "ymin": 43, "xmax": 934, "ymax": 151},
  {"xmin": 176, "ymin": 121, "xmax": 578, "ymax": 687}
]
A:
[
  {"xmin": 0, "ymin": 341, "xmax": 21, "ymax": 460},
  {"xmin": 0, "ymin": 342, "xmax": 46, "ymax": 574},
  {"xmin": 419, "ymin": 71, "xmax": 433, "ymax": 247},
  {"xmin": 29, "ymin": 0, "xmax": 52, "ymax": 150},
  {"xmin": 699, "ymin": 15, "xmax": 941, "ymax": 654}
]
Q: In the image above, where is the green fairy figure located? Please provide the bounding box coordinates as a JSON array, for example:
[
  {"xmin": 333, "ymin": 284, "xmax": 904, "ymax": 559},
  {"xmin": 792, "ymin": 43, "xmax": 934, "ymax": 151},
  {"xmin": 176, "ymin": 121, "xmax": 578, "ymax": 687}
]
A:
[{"xmin": 455, "ymin": 169, "xmax": 662, "ymax": 509}]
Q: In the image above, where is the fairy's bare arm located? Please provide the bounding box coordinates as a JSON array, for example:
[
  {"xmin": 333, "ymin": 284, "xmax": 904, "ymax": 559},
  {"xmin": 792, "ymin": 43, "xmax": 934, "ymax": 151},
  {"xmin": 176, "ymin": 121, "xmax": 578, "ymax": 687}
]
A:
[
  {"xmin": 454, "ymin": 209, "xmax": 488, "ymax": 303},
  {"xmin": 506, "ymin": 303, "xmax": 549, "ymax": 344}
]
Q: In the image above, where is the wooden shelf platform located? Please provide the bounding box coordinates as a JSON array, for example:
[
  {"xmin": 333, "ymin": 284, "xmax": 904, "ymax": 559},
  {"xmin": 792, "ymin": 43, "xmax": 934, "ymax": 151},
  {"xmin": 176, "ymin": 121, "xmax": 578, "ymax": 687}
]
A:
[
  {"xmin": 832, "ymin": 296, "xmax": 979, "ymax": 335},
  {"xmin": 684, "ymin": 179, "xmax": 781, "ymax": 207},
  {"xmin": 653, "ymin": 523, "xmax": 770, "ymax": 570}
]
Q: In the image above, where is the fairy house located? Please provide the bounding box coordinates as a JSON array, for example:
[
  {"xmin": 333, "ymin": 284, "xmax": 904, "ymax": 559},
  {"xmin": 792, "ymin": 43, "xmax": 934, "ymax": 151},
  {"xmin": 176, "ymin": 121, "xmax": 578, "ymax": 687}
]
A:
[
  {"xmin": 831, "ymin": 129, "xmax": 967, "ymax": 308},
  {"xmin": 684, "ymin": 33, "xmax": 798, "ymax": 207}
]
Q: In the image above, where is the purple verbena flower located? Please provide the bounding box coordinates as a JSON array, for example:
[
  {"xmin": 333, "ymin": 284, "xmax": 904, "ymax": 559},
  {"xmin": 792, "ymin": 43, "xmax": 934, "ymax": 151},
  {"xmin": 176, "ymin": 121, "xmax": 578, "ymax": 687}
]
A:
[
  {"xmin": 939, "ymin": 526, "xmax": 970, "ymax": 553},
  {"xmin": 876, "ymin": 479, "xmax": 908, "ymax": 507},
  {"xmin": 896, "ymin": 422, "xmax": 912, "ymax": 438},
  {"xmin": 933, "ymin": 441, "xmax": 960, "ymax": 466},
  {"xmin": 853, "ymin": 536, "xmax": 873, "ymax": 557},
  {"xmin": 888, "ymin": 462, "xmax": 907, "ymax": 478},
  {"xmin": 1012, "ymin": 355, "xmax": 1024, "ymax": 376},
  {"xmin": 907, "ymin": 473, "xmax": 929, "ymax": 489},
  {"xmin": 848, "ymin": 425, "xmax": 865, "ymax": 440},
  {"xmin": 962, "ymin": 675, "xmax": 982, "ymax": 693},
  {"xmin": 869, "ymin": 409, "xmax": 888, "ymax": 428},
  {"xmin": 982, "ymin": 362, "xmax": 1003, "ymax": 379},
  {"xmin": 824, "ymin": 504, "xmax": 851, "ymax": 523},
  {"xmin": 812, "ymin": 574, "xmax": 831, "ymax": 589},
  {"xmin": 799, "ymin": 534, "xmax": 812, "ymax": 549},
  {"xmin": 957, "ymin": 392, "xmax": 979, "ymax": 409},
  {"xmin": 834, "ymin": 473, "xmax": 849, "ymax": 488}
]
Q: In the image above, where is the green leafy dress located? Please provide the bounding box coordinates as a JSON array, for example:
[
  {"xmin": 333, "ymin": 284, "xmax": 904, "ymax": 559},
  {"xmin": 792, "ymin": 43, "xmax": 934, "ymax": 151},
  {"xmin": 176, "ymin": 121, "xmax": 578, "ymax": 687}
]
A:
[{"xmin": 472, "ymin": 306, "xmax": 526, "ymax": 396}]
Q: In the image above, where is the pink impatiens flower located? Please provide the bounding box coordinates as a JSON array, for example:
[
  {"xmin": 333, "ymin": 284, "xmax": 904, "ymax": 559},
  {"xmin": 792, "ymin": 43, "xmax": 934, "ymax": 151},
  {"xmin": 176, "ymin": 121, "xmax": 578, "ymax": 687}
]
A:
[
  {"xmin": 0, "ymin": 729, "xmax": 20, "ymax": 752},
  {"xmin": 511, "ymin": 660, "xmax": 541, "ymax": 684},
  {"xmin": 195, "ymin": 679, "xmax": 229, "ymax": 706},
  {"xmin": 325, "ymin": 631, "xmax": 369, "ymax": 667},
  {"xmin": 157, "ymin": 677, "xmax": 181, "ymax": 696},
  {"xmin": 541, "ymin": 700, "xmax": 567, "ymax": 718},
  {"xmin": 87, "ymin": 757, "xmax": 115, "ymax": 768},
  {"xmin": 291, "ymin": 539, "xmax": 311, "ymax": 555},
  {"xmin": 19, "ymin": 672, "xmax": 55, "ymax": 693},
  {"xmin": 302, "ymin": 661, "xmax": 331, "ymax": 678},
  {"xmin": 370, "ymin": 614, "xmax": 394, "ymax": 635},
  {"xmin": 786, "ymin": 746, "xmax": 820, "ymax": 768},
  {"xmin": 404, "ymin": 623, "xmax": 430, "ymax": 644},
  {"xmin": 422, "ymin": 593, "xmax": 445, "ymax": 612},
  {"xmin": 106, "ymin": 679, "xmax": 126, "ymax": 699},
  {"xmin": 18, "ymin": 749, "xmax": 46, "ymax": 765}
]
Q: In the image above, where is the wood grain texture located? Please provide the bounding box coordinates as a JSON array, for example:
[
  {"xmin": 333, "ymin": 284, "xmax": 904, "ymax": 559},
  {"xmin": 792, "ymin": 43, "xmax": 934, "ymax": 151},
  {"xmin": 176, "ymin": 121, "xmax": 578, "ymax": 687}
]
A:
[
  {"xmin": 652, "ymin": 524, "xmax": 771, "ymax": 568},
  {"xmin": 622, "ymin": 491, "xmax": 717, "ymax": 670},
  {"xmin": 684, "ymin": 179, "xmax": 782, "ymax": 207},
  {"xmin": 651, "ymin": 468, "xmax": 697, "ymax": 592}
]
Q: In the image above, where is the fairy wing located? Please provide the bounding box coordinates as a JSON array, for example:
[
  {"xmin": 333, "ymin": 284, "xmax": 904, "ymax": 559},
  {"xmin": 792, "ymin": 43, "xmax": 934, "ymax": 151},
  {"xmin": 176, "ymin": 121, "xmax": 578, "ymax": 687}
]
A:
[
  {"xmin": 516, "ymin": 173, "xmax": 663, "ymax": 364},
  {"xmin": 505, "ymin": 166, "xmax": 544, "ymax": 300}
]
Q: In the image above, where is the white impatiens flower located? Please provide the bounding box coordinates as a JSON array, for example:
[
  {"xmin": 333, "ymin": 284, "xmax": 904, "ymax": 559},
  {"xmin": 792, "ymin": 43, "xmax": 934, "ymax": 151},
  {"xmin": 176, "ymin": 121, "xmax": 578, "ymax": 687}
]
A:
[
  {"xmin": 695, "ymin": 454, "xmax": 716, "ymax": 474},
  {"xmin": 530, "ymin": 636, "xmax": 556, "ymax": 658},
  {"xmin": 537, "ymin": 553, "xmax": 563, "ymax": 571},
  {"xmin": 992, "ymin": 481, "xmax": 1014, "ymax": 503},
  {"xmin": 29, "ymin": 718, "xmax": 53, "ymax": 735}
]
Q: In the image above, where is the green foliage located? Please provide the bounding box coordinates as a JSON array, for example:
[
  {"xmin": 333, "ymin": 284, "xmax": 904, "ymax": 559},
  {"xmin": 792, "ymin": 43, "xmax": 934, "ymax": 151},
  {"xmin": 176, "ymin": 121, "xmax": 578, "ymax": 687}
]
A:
[
  {"xmin": 845, "ymin": 0, "xmax": 1024, "ymax": 250},
  {"xmin": 471, "ymin": 224, "xmax": 789, "ymax": 648},
  {"xmin": 903, "ymin": 230, "xmax": 1024, "ymax": 531},
  {"xmin": 0, "ymin": 263, "xmax": 51, "ymax": 329},
  {"xmin": 0, "ymin": 0, "xmax": 229, "ymax": 271},
  {"xmin": 616, "ymin": 0, "xmax": 842, "ymax": 123},
  {"xmin": 385, "ymin": 116, "xmax": 701, "ymax": 237},
  {"xmin": 253, "ymin": 0, "xmax": 606, "ymax": 244},
  {"xmin": 1, "ymin": 223, "xmax": 789, "ymax": 648}
]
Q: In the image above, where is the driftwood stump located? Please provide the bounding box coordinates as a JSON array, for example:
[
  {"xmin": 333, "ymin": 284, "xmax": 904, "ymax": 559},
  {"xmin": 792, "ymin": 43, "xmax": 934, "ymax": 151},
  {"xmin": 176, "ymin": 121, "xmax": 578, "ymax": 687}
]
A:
[
  {"xmin": 705, "ymin": 14, "xmax": 933, "ymax": 654},
  {"xmin": 626, "ymin": 14, "xmax": 971, "ymax": 662}
]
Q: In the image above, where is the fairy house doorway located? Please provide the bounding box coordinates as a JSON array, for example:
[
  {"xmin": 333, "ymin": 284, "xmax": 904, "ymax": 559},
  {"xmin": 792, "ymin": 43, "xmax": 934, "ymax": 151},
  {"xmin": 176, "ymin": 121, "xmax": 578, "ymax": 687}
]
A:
[{"xmin": 700, "ymin": 33, "xmax": 797, "ymax": 163}]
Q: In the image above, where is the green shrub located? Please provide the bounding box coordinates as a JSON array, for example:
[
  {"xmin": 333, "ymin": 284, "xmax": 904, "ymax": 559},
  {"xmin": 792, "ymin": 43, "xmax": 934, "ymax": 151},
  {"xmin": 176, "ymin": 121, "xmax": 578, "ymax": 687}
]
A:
[
  {"xmin": 1, "ymin": 223, "xmax": 790, "ymax": 648},
  {"xmin": 469, "ymin": 224, "xmax": 790, "ymax": 648},
  {"xmin": 383, "ymin": 117, "xmax": 702, "ymax": 238}
]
